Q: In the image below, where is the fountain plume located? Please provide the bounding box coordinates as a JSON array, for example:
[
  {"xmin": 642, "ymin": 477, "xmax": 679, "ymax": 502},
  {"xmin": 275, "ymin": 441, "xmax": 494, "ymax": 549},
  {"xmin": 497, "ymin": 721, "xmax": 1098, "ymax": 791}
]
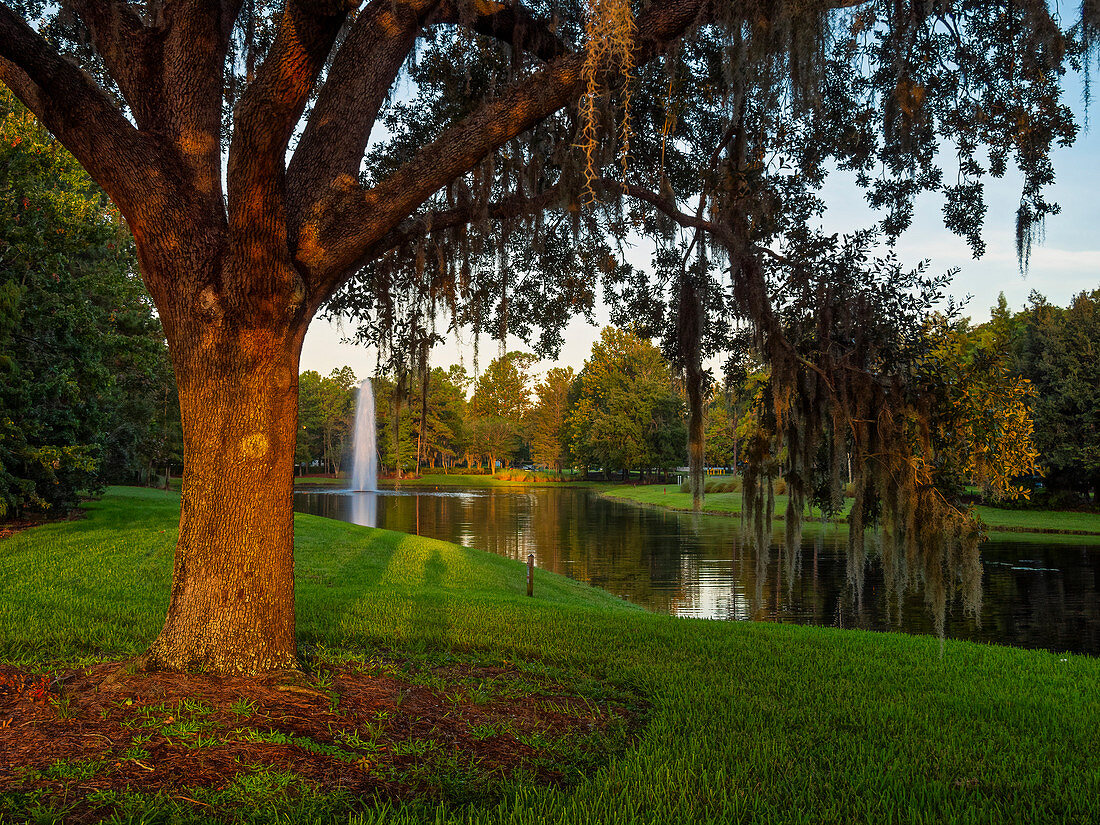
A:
[{"xmin": 351, "ymin": 378, "xmax": 378, "ymax": 491}]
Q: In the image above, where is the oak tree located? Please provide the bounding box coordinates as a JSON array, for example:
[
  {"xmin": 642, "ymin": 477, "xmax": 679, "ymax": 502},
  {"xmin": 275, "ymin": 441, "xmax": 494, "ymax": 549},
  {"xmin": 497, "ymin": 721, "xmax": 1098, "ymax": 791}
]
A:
[{"xmin": 0, "ymin": 0, "xmax": 1080, "ymax": 671}]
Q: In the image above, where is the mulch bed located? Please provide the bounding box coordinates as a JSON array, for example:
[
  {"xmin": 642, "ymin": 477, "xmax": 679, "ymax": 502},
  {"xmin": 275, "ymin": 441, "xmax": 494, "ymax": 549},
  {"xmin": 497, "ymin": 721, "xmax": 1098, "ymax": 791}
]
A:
[{"xmin": 0, "ymin": 657, "xmax": 637, "ymax": 822}]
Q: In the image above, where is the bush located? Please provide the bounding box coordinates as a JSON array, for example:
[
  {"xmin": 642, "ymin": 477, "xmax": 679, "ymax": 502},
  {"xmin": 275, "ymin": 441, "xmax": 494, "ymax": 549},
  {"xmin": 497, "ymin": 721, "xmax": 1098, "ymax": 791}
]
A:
[{"xmin": 494, "ymin": 469, "xmax": 560, "ymax": 483}]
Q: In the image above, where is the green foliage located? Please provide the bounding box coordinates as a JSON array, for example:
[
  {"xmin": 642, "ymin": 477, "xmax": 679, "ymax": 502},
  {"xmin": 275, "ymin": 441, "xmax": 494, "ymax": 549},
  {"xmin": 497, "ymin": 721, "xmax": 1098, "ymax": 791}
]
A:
[
  {"xmin": 918, "ymin": 314, "xmax": 1040, "ymax": 501},
  {"xmin": 372, "ymin": 367, "xmax": 470, "ymax": 473},
  {"xmin": 566, "ymin": 328, "xmax": 685, "ymax": 476},
  {"xmin": 413, "ymin": 367, "xmax": 469, "ymax": 470},
  {"xmin": 468, "ymin": 352, "xmax": 537, "ymax": 469},
  {"xmin": 528, "ymin": 367, "xmax": 574, "ymax": 472},
  {"xmin": 1012, "ymin": 290, "xmax": 1100, "ymax": 503},
  {"xmin": 296, "ymin": 367, "xmax": 357, "ymax": 475},
  {"xmin": 0, "ymin": 89, "xmax": 176, "ymax": 517}
]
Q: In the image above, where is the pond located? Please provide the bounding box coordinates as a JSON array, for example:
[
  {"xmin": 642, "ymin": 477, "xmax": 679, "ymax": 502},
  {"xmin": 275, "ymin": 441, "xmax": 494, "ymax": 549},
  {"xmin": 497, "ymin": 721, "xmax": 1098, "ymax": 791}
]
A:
[{"xmin": 294, "ymin": 485, "xmax": 1100, "ymax": 656}]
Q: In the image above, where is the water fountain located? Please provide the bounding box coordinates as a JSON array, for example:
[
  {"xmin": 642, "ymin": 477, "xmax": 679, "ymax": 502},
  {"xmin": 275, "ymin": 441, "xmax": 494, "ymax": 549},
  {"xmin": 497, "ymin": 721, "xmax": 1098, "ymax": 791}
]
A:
[{"xmin": 350, "ymin": 378, "xmax": 377, "ymax": 492}]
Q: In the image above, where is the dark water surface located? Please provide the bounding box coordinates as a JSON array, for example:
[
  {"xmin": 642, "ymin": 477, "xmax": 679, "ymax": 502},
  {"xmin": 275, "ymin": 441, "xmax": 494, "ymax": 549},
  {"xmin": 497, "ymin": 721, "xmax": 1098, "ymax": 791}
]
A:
[{"xmin": 294, "ymin": 486, "xmax": 1100, "ymax": 656}]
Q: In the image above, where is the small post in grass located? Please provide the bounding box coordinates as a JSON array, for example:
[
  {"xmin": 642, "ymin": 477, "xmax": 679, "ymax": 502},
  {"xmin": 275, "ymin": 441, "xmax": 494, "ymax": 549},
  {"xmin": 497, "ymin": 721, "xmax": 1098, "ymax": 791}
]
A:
[{"xmin": 527, "ymin": 554, "xmax": 534, "ymax": 597}]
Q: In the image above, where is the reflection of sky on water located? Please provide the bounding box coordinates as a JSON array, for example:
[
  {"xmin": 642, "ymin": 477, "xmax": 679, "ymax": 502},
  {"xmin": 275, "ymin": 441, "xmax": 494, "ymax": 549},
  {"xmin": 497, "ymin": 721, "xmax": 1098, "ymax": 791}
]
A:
[{"xmin": 294, "ymin": 486, "xmax": 1100, "ymax": 656}]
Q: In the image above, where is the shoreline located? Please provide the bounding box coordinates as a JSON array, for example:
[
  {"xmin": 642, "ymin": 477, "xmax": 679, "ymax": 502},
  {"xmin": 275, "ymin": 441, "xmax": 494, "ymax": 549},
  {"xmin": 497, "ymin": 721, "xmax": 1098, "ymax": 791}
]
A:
[{"xmin": 596, "ymin": 485, "xmax": 1100, "ymax": 540}]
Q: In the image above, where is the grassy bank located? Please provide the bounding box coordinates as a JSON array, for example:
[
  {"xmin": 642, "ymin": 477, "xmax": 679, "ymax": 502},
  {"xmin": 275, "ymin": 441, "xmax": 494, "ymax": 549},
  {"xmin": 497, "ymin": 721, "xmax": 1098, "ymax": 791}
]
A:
[
  {"xmin": 2, "ymin": 488, "xmax": 1099, "ymax": 823},
  {"xmin": 294, "ymin": 475, "xmax": 347, "ymax": 487},
  {"xmin": 601, "ymin": 484, "xmax": 1100, "ymax": 539}
]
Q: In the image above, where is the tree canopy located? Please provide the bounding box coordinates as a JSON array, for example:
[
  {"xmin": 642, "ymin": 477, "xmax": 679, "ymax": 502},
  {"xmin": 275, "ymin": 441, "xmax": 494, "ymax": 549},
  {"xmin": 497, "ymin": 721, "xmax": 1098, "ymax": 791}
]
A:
[{"xmin": 566, "ymin": 327, "xmax": 685, "ymax": 478}]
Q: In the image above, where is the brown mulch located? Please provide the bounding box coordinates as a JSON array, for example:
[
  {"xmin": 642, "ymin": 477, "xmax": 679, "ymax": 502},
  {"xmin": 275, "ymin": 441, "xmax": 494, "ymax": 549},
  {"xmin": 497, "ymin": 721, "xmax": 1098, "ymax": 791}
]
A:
[
  {"xmin": 0, "ymin": 509, "xmax": 86, "ymax": 542},
  {"xmin": 0, "ymin": 657, "xmax": 637, "ymax": 821}
]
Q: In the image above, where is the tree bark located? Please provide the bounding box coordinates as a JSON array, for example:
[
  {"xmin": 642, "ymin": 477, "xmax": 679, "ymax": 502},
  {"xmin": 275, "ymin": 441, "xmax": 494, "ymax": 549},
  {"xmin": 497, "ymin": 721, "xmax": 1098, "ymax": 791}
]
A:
[{"xmin": 144, "ymin": 309, "xmax": 305, "ymax": 674}]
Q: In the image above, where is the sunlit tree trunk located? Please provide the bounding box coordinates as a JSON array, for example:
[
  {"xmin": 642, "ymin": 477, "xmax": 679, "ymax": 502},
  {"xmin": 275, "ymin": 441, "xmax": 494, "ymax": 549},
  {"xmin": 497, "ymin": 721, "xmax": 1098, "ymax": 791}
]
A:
[{"xmin": 144, "ymin": 277, "xmax": 307, "ymax": 673}]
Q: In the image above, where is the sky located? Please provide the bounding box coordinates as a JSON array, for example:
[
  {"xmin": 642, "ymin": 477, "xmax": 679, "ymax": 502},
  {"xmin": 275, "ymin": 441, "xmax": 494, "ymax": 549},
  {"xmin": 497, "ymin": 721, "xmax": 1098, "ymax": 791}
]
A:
[{"xmin": 300, "ymin": 78, "xmax": 1100, "ymax": 383}]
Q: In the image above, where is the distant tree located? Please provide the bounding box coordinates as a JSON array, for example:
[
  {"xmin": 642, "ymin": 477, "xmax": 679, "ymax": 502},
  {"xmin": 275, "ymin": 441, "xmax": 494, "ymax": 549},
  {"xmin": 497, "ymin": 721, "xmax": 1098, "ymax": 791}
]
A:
[
  {"xmin": 702, "ymin": 352, "xmax": 761, "ymax": 472},
  {"xmin": 295, "ymin": 371, "xmax": 325, "ymax": 474},
  {"xmin": 294, "ymin": 368, "xmax": 358, "ymax": 475},
  {"xmin": 529, "ymin": 367, "xmax": 574, "ymax": 473},
  {"xmin": 0, "ymin": 89, "xmax": 174, "ymax": 517},
  {"xmin": 703, "ymin": 399, "xmax": 735, "ymax": 471},
  {"xmin": 317, "ymin": 367, "xmax": 358, "ymax": 475},
  {"xmin": 1013, "ymin": 290, "xmax": 1100, "ymax": 504},
  {"xmin": 567, "ymin": 328, "xmax": 684, "ymax": 479},
  {"xmin": 409, "ymin": 366, "xmax": 468, "ymax": 472},
  {"xmin": 469, "ymin": 351, "xmax": 536, "ymax": 470},
  {"xmin": 370, "ymin": 376, "xmax": 401, "ymax": 473},
  {"xmin": 919, "ymin": 315, "xmax": 1039, "ymax": 502}
]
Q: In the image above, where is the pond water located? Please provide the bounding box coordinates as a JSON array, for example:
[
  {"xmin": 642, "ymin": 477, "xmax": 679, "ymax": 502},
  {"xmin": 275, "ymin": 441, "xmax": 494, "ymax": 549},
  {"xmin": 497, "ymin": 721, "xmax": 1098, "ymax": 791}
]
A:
[{"xmin": 294, "ymin": 486, "xmax": 1100, "ymax": 656}]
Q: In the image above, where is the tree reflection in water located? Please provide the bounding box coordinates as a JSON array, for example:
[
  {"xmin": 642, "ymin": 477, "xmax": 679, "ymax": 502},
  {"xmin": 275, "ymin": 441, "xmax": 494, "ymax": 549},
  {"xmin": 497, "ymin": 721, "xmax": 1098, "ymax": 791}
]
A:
[{"xmin": 295, "ymin": 486, "xmax": 1100, "ymax": 655}]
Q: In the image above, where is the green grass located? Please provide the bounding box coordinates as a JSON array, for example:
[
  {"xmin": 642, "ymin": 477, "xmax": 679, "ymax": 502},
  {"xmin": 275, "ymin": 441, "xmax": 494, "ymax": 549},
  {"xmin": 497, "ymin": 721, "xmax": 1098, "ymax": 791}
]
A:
[
  {"xmin": 294, "ymin": 475, "xmax": 348, "ymax": 487},
  {"xmin": 602, "ymin": 484, "xmax": 1100, "ymax": 538},
  {"xmin": 972, "ymin": 505, "xmax": 1100, "ymax": 534},
  {"xmin": 2, "ymin": 487, "xmax": 1100, "ymax": 823},
  {"xmin": 599, "ymin": 484, "xmax": 839, "ymax": 521}
]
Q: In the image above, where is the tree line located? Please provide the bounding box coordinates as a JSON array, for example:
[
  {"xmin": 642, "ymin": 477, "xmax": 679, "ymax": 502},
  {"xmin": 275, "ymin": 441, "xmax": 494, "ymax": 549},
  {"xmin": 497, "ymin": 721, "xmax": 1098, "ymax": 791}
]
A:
[
  {"xmin": 299, "ymin": 293, "xmax": 1100, "ymax": 505},
  {"xmin": 298, "ymin": 327, "xmax": 688, "ymax": 480}
]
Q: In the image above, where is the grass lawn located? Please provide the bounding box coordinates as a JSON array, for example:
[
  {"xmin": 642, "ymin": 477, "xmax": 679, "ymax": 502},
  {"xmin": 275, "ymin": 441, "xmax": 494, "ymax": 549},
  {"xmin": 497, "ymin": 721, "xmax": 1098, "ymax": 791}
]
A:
[
  {"xmin": 294, "ymin": 476, "xmax": 348, "ymax": 487},
  {"xmin": 1, "ymin": 487, "xmax": 1098, "ymax": 823},
  {"xmin": 602, "ymin": 484, "xmax": 1100, "ymax": 537}
]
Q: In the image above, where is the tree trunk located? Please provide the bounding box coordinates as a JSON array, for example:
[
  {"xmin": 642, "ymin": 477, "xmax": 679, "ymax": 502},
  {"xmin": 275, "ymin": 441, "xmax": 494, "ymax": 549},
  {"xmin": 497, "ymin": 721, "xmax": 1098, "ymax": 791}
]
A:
[
  {"xmin": 144, "ymin": 321, "xmax": 303, "ymax": 674},
  {"xmin": 686, "ymin": 364, "xmax": 705, "ymax": 511},
  {"xmin": 679, "ymin": 274, "xmax": 705, "ymax": 512},
  {"xmin": 392, "ymin": 376, "xmax": 406, "ymax": 480}
]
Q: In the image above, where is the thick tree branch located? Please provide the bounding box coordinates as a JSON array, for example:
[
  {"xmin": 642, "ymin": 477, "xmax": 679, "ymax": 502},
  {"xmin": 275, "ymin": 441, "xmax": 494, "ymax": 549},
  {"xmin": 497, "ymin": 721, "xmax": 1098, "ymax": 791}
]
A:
[
  {"xmin": 152, "ymin": 0, "xmax": 243, "ymax": 205},
  {"xmin": 595, "ymin": 178, "xmax": 731, "ymax": 241},
  {"xmin": 228, "ymin": 0, "xmax": 348, "ymax": 242},
  {"xmin": 288, "ymin": 0, "xmax": 564, "ymax": 238},
  {"xmin": 57, "ymin": 0, "xmax": 158, "ymax": 120},
  {"xmin": 429, "ymin": 0, "xmax": 571, "ymax": 62},
  {"xmin": 286, "ymin": 0, "xmax": 442, "ymax": 234},
  {"xmin": 0, "ymin": 5, "xmax": 173, "ymax": 217},
  {"xmin": 599, "ymin": 178, "xmax": 800, "ymax": 275},
  {"xmin": 298, "ymin": 0, "xmax": 713, "ymax": 302},
  {"xmin": 365, "ymin": 186, "xmax": 565, "ymax": 262}
]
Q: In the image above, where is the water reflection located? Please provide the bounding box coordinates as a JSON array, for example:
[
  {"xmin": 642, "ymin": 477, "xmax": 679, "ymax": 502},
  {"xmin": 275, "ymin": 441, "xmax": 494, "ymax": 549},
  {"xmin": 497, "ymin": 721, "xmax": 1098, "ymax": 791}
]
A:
[
  {"xmin": 347, "ymin": 491, "xmax": 377, "ymax": 528},
  {"xmin": 294, "ymin": 486, "xmax": 1100, "ymax": 656}
]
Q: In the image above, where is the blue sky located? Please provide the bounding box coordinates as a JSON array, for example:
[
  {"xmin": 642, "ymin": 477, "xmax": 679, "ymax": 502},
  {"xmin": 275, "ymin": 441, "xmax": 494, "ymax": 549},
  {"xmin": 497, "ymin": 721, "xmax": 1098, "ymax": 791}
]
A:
[{"xmin": 301, "ymin": 78, "xmax": 1100, "ymax": 380}]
